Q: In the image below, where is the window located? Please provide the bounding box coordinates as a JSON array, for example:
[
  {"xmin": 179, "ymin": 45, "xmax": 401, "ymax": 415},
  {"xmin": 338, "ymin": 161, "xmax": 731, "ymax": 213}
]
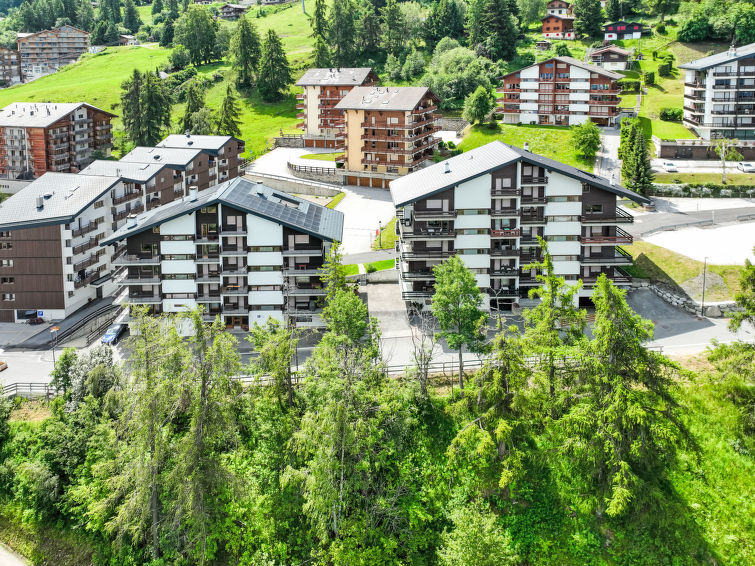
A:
[
  {"xmin": 94, "ymin": 200, "xmax": 104, "ymax": 209},
  {"xmin": 249, "ymin": 285, "xmax": 282, "ymax": 291},
  {"xmin": 457, "ymin": 209, "xmax": 488, "ymax": 215},
  {"xmin": 585, "ymin": 204, "xmax": 603, "ymax": 214},
  {"xmin": 163, "ymin": 273, "xmax": 193, "ymax": 279},
  {"xmin": 0, "ymin": 277, "xmax": 13, "ymax": 284},
  {"xmin": 162, "ymin": 254, "xmax": 195, "ymax": 260},
  {"xmin": 0, "ymin": 231, "xmax": 10, "ymax": 238},
  {"xmin": 459, "ymin": 229, "xmax": 486, "ymax": 235},
  {"xmin": 545, "ymin": 235, "xmax": 578, "ymax": 241},
  {"xmin": 161, "ymin": 234, "xmax": 193, "ymax": 241},
  {"xmin": 552, "ymin": 255, "xmax": 578, "ymax": 261},
  {"xmin": 0, "ymin": 259, "xmax": 13, "ymax": 267},
  {"xmin": 495, "ymin": 178, "xmax": 512, "ymax": 189},
  {"xmin": 200, "ymin": 206, "xmax": 217, "ymax": 213},
  {"xmin": 0, "ymin": 242, "xmax": 11, "ymax": 249},
  {"xmin": 1, "ymin": 293, "xmax": 15, "ymax": 301},
  {"xmin": 248, "ymin": 265, "xmax": 281, "ymax": 272},
  {"xmin": 547, "ymin": 215, "xmax": 580, "ymax": 222},
  {"xmin": 249, "ymin": 246, "xmax": 281, "ymax": 252},
  {"xmin": 548, "ymin": 196, "xmax": 580, "ymax": 202}
]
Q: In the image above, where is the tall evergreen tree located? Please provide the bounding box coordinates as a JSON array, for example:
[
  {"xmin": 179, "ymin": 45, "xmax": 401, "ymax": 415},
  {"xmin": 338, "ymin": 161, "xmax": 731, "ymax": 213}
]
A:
[
  {"xmin": 216, "ymin": 84, "xmax": 242, "ymax": 137},
  {"xmin": 625, "ymin": 127, "xmax": 654, "ymax": 195},
  {"xmin": 152, "ymin": 0, "xmax": 163, "ymax": 15},
  {"xmin": 257, "ymin": 29, "xmax": 292, "ymax": 102},
  {"xmin": 61, "ymin": 0, "xmax": 76, "ymax": 22},
  {"xmin": 123, "ymin": 0, "xmax": 142, "ymax": 34},
  {"xmin": 168, "ymin": 0, "xmax": 178, "ymax": 19},
  {"xmin": 380, "ymin": 0, "xmax": 406, "ymax": 57},
  {"xmin": 76, "ymin": 0, "xmax": 95, "ymax": 31},
  {"xmin": 104, "ymin": 21, "xmax": 120, "ymax": 44},
  {"xmin": 160, "ymin": 17, "xmax": 174, "ymax": 46},
  {"xmin": 328, "ymin": 0, "xmax": 356, "ymax": 67},
  {"xmin": 356, "ymin": 1, "xmax": 380, "ymax": 58},
  {"xmin": 311, "ymin": 0, "xmax": 328, "ymax": 41},
  {"xmin": 230, "ymin": 15, "xmax": 261, "ymax": 89},
  {"xmin": 573, "ymin": 0, "xmax": 604, "ymax": 38},
  {"xmin": 606, "ymin": 0, "xmax": 621, "ymax": 21},
  {"xmin": 484, "ymin": 0, "xmax": 519, "ymax": 60},
  {"xmin": 466, "ymin": 0, "xmax": 487, "ymax": 48},
  {"xmin": 313, "ymin": 35, "xmax": 331, "ymax": 67},
  {"xmin": 424, "ymin": 0, "xmax": 464, "ymax": 49},
  {"xmin": 121, "ymin": 69, "xmax": 144, "ymax": 144},
  {"xmin": 182, "ymin": 81, "xmax": 205, "ymax": 132},
  {"xmin": 139, "ymin": 72, "xmax": 172, "ymax": 146}
]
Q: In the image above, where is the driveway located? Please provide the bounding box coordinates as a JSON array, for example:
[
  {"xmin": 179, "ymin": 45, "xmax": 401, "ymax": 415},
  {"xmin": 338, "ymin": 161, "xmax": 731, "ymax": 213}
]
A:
[
  {"xmin": 0, "ymin": 544, "xmax": 28, "ymax": 566},
  {"xmin": 595, "ymin": 127, "xmax": 621, "ymax": 182},
  {"xmin": 335, "ymin": 185, "xmax": 395, "ymax": 254}
]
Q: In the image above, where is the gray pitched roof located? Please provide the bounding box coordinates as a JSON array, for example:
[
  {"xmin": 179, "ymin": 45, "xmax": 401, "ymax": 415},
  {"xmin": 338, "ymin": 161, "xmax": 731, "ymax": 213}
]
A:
[
  {"xmin": 296, "ymin": 67, "xmax": 377, "ymax": 86},
  {"xmin": 389, "ymin": 141, "xmax": 650, "ymax": 207},
  {"xmin": 502, "ymin": 56, "xmax": 622, "ymax": 80},
  {"xmin": 120, "ymin": 146, "xmax": 202, "ymax": 170},
  {"xmin": 335, "ymin": 86, "xmax": 438, "ymax": 111},
  {"xmin": 101, "ymin": 177, "xmax": 344, "ymax": 245},
  {"xmin": 158, "ymin": 134, "xmax": 237, "ymax": 154},
  {"xmin": 590, "ymin": 45, "xmax": 632, "ymax": 57},
  {"xmin": 0, "ymin": 102, "xmax": 115, "ymax": 128},
  {"xmin": 0, "ymin": 173, "xmax": 120, "ymax": 230},
  {"xmin": 679, "ymin": 43, "xmax": 755, "ymax": 70},
  {"xmin": 80, "ymin": 160, "xmax": 169, "ymax": 183}
]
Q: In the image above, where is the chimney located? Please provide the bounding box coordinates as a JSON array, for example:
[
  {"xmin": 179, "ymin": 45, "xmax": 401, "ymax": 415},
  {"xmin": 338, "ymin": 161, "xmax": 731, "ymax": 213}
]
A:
[
  {"xmin": 36, "ymin": 195, "xmax": 44, "ymax": 209},
  {"xmin": 444, "ymin": 161, "xmax": 451, "ymax": 174},
  {"xmin": 189, "ymin": 186, "xmax": 198, "ymax": 201},
  {"xmin": 610, "ymin": 172, "xmax": 615, "ymax": 186},
  {"xmin": 523, "ymin": 141, "xmax": 530, "ymax": 152},
  {"xmin": 127, "ymin": 215, "xmax": 137, "ymax": 229}
]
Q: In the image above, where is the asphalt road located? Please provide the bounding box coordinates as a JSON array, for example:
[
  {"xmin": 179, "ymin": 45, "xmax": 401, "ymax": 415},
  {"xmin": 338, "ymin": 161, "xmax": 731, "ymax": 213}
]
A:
[{"xmin": 625, "ymin": 204, "xmax": 755, "ymax": 237}]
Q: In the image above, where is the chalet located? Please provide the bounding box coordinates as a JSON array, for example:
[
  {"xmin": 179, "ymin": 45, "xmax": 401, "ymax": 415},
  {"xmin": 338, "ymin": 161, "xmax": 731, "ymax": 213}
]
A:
[
  {"xmin": 588, "ymin": 45, "xmax": 632, "ymax": 71},
  {"xmin": 535, "ymin": 40, "xmax": 552, "ymax": 51},
  {"xmin": 603, "ymin": 21, "xmax": 646, "ymax": 41},
  {"xmin": 119, "ymin": 34, "xmax": 137, "ymax": 46},
  {"xmin": 219, "ymin": 3, "xmax": 249, "ymax": 19},
  {"xmin": 542, "ymin": 15, "xmax": 574, "ymax": 40},
  {"xmin": 545, "ymin": 0, "xmax": 571, "ymax": 16}
]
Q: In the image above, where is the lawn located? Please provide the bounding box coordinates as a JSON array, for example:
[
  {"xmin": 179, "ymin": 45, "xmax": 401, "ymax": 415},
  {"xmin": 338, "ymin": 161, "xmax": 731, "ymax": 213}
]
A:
[
  {"xmin": 366, "ymin": 259, "xmax": 396, "ymax": 272},
  {"xmin": 0, "ymin": 193, "xmax": 10, "ymax": 203},
  {"xmin": 300, "ymin": 152, "xmax": 343, "ymax": 162},
  {"xmin": 459, "ymin": 123, "xmax": 594, "ymax": 171},
  {"xmin": 343, "ymin": 263, "xmax": 359, "ymax": 276},
  {"xmin": 372, "ymin": 217, "xmax": 397, "ymax": 250},
  {"xmin": 654, "ymin": 172, "xmax": 755, "ymax": 185},
  {"xmin": 625, "ymin": 241, "xmax": 742, "ymax": 301},
  {"xmin": 325, "ymin": 191, "xmax": 345, "ymax": 209}
]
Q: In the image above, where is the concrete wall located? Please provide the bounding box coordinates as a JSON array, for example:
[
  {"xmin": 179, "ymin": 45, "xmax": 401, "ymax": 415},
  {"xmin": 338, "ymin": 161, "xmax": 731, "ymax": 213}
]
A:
[{"xmin": 243, "ymin": 173, "xmax": 341, "ymax": 197}]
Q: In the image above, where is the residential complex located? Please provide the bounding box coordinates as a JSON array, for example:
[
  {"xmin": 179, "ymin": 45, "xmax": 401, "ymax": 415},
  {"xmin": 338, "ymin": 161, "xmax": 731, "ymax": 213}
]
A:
[
  {"xmin": 295, "ymin": 67, "xmax": 379, "ymax": 148},
  {"xmin": 219, "ymin": 3, "xmax": 249, "ymax": 19},
  {"xmin": 101, "ymin": 177, "xmax": 344, "ymax": 330},
  {"xmin": 0, "ymin": 47, "xmax": 22, "ymax": 86},
  {"xmin": 0, "ymin": 134, "xmax": 243, "ymax": 322},
  {"xmin": 497, "ymin": 57, "xmax": 622, "ymax": 126},
  {"xmin": 334, "ymin": 86, "xmax": 441, "ymax": 189},
  {"xmin": 0, "ymin": 102, "xmax": 115, "ymax": 180},
  {"xmin": 680, "ymin": 43, "xmax": 755, "ymax": 141},
  {"xmin": 390, "ymin": 141, "xmax": 649, "ymax": 312},
  {"xmin": 16, "ymin": 25, "xmax": 89, "ymax": 81},
  {"xmin": 157, "ymin": 134, "xmax": 245, "ymax": 184}
]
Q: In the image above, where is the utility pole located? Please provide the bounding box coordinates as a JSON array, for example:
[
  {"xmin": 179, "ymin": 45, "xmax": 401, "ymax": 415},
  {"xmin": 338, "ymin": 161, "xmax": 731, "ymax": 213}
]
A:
[{"xmin": 700, "ymin": 257, "xmax": 708, "ymax": 317}]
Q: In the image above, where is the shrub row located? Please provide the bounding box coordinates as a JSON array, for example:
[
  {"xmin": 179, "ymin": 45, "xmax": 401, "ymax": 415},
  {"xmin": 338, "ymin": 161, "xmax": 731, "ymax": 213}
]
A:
[{"xmin": 659, "ymin": 107, "xmax": 683, "ymax": 121}]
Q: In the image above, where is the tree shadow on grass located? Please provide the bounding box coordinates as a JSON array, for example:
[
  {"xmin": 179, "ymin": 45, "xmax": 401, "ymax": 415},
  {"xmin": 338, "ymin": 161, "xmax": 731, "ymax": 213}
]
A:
[{"xmin": 626, "ymin": 251, "xmax": 687, "ymax": 294}]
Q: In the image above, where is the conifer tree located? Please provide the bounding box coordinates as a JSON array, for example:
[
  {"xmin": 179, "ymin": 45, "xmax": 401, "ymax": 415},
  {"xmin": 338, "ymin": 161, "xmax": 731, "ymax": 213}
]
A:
[
  {"xmin": 121, "ymin": 69, "xmax": 144, "ymax": 143},
  {"xmin": 182, "ymin": 81, "xmax": 204, "ymax": 132},
  {"xmin": 625, "ymin": 127, "xmax": 654, "ymax": 195},
  {"xmin": 123, "ymin": 0, "xmax": 142, "ymax": 34},
  {"xmin": 424, "ymin": 0, "xmax": 464, "ymax": 49},
  {"xmin": 328, "ymin": 0, "xmax": 356, "ymax": 67},
  {"xmin": 573, "ymin": 0, "xmax": 604, "ymax": 38},
  {"xmin": 311, "ymin": 0, "xmax": 328, "ymax": 43},
  {"xmin": 257, "ymin": 29, "xmax": 292, "ymax": 102},
  {"xmin": 466, "ymin": 0, "xmax": 487, "ymax": 48},
  {"xmin": 216, "ymin": 84, "xmax": 242, "ymax": 137},
  {"xmin": 160, "ymin": 17, "xmax": 174, "ymax": 46},
  {"xmin": 152, "ymin": 0, "xmax": 163, "ymax": 15},
  {"xmin": 356, "ymin": 2, "xmax": 380, "ymax": 57},
  {"xmin": 139, "ymin": 72, "xmax": 172, "ymax": 146},
  {"xmin": 76, "ymin": 0, "xmax": 95, "ymax": 31},
  {"xmin": 168, "ymin": 0, "xmax": 178, "ymax": 19},
  {"xmin": 380, "ymin": 0, "xmax": 406, "ymax": 57},
  {"xmin": 230, "ymin": 15, "xmax": 261, "ymax": 89},
  {"xmin": 606, "ymin": 0, "xmax": 621, "ymax": 21},
  {"xmin": 484, "ymin": 0, "xmax": 519, "ymax": 60}
]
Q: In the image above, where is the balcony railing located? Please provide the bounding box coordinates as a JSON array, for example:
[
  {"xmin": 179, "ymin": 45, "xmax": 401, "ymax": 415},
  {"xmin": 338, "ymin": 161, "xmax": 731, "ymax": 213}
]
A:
[
  {"xmin": 580, "ymin": 207, "xmax": 633, "ymax": 224},
  {"xmin": 520, "ymin": 215, "xmax": 546, "ymax": 224},
  {"xmin": 521, "ymin": 195, "xmax": 548, "ymax": 204},
  {"xmin": 491, "ymin": 208, "xmax": 519, "ymax": 217},
  {"xmin": 72, "ymin": 237, "xmax": 97, "ymax": 255},
  {"xmin": 579, "ymin": 227, "xmax": 633, "ymax": 245},
  {"xmin": 71, "ymin": 222, "xmax": 99, "ymax": 237},
  {"xmin": 491, "ymin": 187, "xmax": 521, "ymax": 196},
  {"xmin": 401, "ymin": 228, "xmax": 456, "ymax": 239},
  {"xmin": 114, "ymin": 254, "xmax": 161, "ymax": 265},
  {"xmin": 490, "ymin": 247, "xmax": 520, "ymax": 257},
  {"xmin": 121, "ymin": 275, "xmax": 160, "ymax": 285},
  {"xmin": 113, "ymin": 204, "xmax": 144, "ymax": 221},
  {"xmin": 73, "ymin": 255, "xmax": 98, "ymax": 272},
  {"xmin": 487, "ymin": 286, "xmax": 519, "ymax": 297},
  {"xmin": 489, "ymin": 267, "xmax": 518, "ymax": 276},
  {"xmin": 400, "ymin": 249, "xmax": 454, "ymax": 260},
  {"xmin": 521, "ymin": 176, "xmax": 548, "ymax": 185},
  {"xmin": 580, "ymin": 246, "xmax": 633, "ymax": 264},
  {"xmin": 414, "ymin": 209, "xmax": 456, "ymax": 219},
  {"xmin": 74, "ymin": 272, "xmax": 97, "ymax": 289},
  {"xmin": 127, "ymin": 293, "xmax": 162, "ymax": 304},
  {"xmin": 401, "ymin": 270, "xmax": 435, "ymax": 280},
  {"xmin": 282, "ymin": 247, "xmax": 323, "ymax": 257},
  {"xmin": 491, "ymin": 228, "xmax": 521, "ymax": 238}
]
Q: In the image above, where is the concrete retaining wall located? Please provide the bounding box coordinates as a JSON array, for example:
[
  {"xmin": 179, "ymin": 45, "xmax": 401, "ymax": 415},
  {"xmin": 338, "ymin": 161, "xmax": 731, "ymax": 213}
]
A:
[
  {"xmin": 274, "ymin": 136, "xmax": 305, "ymax": 148},
  {"xmin": 243, "ymin": 173, "xmax": 341, "ymax": 197},
  {"xmin": 441, "ymin": 118, "xmax": 469, "ymax": 133},
  {"xmin": 290, "ymin": 167, "xmax": 344, "ymax": 185}
]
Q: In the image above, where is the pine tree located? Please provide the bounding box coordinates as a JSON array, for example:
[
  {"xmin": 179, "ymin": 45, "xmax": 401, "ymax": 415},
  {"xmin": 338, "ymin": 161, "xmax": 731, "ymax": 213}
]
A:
[
  {"xmin": 182, "ymin": 81, "xmax": 205, "ymax": 132},
  {"xmin": 380, "ymin": 0, "xmax": 406, "ymax": 57},
  {"xmin": 329, "ymin": 0, "xmax": 356, "ymax": 67},
  {"xmin": 356, "ymin": 2, "xmax": 380, "ymax": 57},
  {"xmin": 152, "ymin": 0, "xmax": 163, "ymax": 15},
  {"xmin": 484, "ymin": 0, "xmax": 518, "ymax": 60},
  {"xmin": 216, "ymin": 84, "xmax": 242, "ymax": 137},
  {"xmin": 76, "ymin": 0, "xmax": 95, "ymax": 31},
  {"xmin": 230, "ymin": 15, "xmax": 262, "ymax": 89},
  {"xmin": 573, "ymin": 0, "xmax": 604, "ymax": 38},
  {"xmin": 625, "ymin": 127, "xmax": 654, "ymax": 195},
  {"xmin": 123, "ymin": 0, "xmax": 142, "ymax": 34},
  {"xmin": 311, "ymin": 0, "xmax": 328, "ymax": 41},
  {"xmin": 606, "ymin": 0, "xmax": 621, "ymax": 21},
  {"xmin": 160, "ymin": 17, "xmax": 174, "ymax": 46},
  {"xmin": 257, "ymin": 29, "xmax": 292, "ymax": 102}
]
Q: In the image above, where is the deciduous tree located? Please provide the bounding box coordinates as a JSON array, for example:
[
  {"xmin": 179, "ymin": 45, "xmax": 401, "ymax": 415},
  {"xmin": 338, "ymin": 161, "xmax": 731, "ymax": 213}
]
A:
[
  {"xmin": 712, "ymin": 137, "xmax": 743, "ymax": 184},
  {"xmin": 571, "ymin": 120, "xmax": 601, "ymax": 160},
  {"xmin": 175, "ymin": 4, "xmax": 217, "ymax": 65},
  {"xmin": 463, "ymin": 85, "xmax": 495, "ymax": 124}
]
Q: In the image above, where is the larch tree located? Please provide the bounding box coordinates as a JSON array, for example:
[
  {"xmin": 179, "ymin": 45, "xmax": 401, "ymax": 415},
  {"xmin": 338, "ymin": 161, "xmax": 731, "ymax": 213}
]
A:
[
  {"xmin": 257, "ymin": 28, "xmax": 293, "ymax": 102},
  {"xmin": 380, "ymin": 0, "xmax": 407, "ymax": 57},
  {"xmin": 215, "ymin": 84, "xmax": 242, "ymax": 138},
  {"xmin": 431, "ymin": 255, "xmax": 488, "ymax": 397},
  {"xmin": 424, "ymin": 0, "xmax": 465, "ymax": 49},
  {"xmin": 328, "ymin": 0, "xmax": 356, "ymax": 67},
  {"xmin": 558, "ymin": 275, "xmax": 687, "ymax": 517},
  {"xmin": 230, "ymin": 15, "xmax": 262, "ymax": 89},
  {"xmin": 573, "ymin": 0, "xmax": 604, "ymax": 38}
]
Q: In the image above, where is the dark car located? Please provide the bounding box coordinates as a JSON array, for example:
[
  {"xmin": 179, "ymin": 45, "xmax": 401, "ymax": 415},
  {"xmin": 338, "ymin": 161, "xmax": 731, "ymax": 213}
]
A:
[{"xmin": 101, "ymin": 324, "xmax": 127, "ymax": 345}]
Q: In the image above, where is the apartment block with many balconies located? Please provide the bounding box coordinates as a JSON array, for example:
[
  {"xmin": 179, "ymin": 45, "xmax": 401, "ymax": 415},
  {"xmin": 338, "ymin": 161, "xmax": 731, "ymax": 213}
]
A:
[
  {"xmin": 390, "ymin": 141, "xmax": 649, "ymax": 312},
  {"xmin": 294, "ymin": 67, "xmax": 380, "ymax": 148},
  {"xmin": 498, "ymin": 57, "xmax": 622, "ymax": 127},
  {"xmin": 680, "ymin": 43, "xmax": 755, "ymax": 141},
  {"xmin": 0, "ymin": 102, "xmax": 115, "ymax": 180},
  {"xmin": 100, "ymin": 177, "xmax": 344, "ymax": 330},
  {"xmin": 0, "ymin": 173, "xmax": 152, "ymax": 322},
  {"xmin": 16, "ymin": 25, "xmax": 89, "ymax": 81},
  {"xmin": 0, "ymin": 47, "xmax": 22, "ymax": 86},
  {"xmin": 157, "ymin": 133, "xmax": 245, "ymax": 183},
  {"xmin": 334, "ymin": 86, "xmax": 441, "ymax": 189}
]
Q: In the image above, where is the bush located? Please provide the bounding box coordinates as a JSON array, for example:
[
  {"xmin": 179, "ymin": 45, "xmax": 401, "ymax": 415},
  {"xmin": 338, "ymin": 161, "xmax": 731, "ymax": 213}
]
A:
[
  {"xmin": 658, "ymin": 61, "xmax": 672, "ymax": 76},
  {"xmin": 169, "ymin": 45, "xmax": 191, "ymax": 71},
  {"xmin": 644, "ymin": 71, "xmax": 655, "ymax": 86},
  {"xmin": 618, "ymin": 79, "xmax": 640, "ymax": 92},
  {"xmin": 659, "ymin": 107, "xmax": 683, "ymax": 121},
  {"xmin": 447, "ymin": 140, "xmax": 456, "ymax": 149},
  {"xmin": 365, "ymin": 264, "xmax": 377, "ymax": 273},
  {"xmin": 656, "ymin": 21, "xmax": 666, "ymax": 34},
  {"xmin": 652, "ymin": 50, "xmax": 658, "ymax": 60},
  {"xmin": 385, "ymin": 53, "xmax": 403, "ymax": 81},
  {"xmin": 402, "ymin": 50, "xmax": 425, "ymax": 81}
]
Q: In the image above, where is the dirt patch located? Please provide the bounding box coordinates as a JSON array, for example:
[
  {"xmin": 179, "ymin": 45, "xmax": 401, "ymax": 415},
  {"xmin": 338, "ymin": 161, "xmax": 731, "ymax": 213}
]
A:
[
  {"xmin": 670, "ymin": 353, "xmax": 715, "ymax": 374},
  {"xmin": 681, "ymin": 272, "xmax": 726, "ymax": 302},
  {"xmin": 9, "ymin": 400, "xmax": 51, "ymax": 423}
]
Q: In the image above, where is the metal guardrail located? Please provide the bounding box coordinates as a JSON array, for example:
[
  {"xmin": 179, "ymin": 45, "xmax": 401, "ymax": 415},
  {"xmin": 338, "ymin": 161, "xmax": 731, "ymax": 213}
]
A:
[
  {"xmin": 640, "ymin": 219, "xmax": 713, "ymax": 237},
  {"xmin": 287, "ymin": 162, "xmax": 338, "ymax": 175},
  {"xmin": 242, "ymin": 171, "xmax": 338, "ymax": 191},
  {"xmin": 737, "ymin": 213, "xmax": 755, "ymax": 222}
]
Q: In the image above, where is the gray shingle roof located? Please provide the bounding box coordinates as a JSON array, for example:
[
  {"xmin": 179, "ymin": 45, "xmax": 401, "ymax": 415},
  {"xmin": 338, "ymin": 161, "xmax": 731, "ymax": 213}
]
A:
[
  {"xmin": 0, "ymin": 102, "xmax": 115, "ymax": 128},
  {"xmin": 0, "ymin": 173, "xmax": 120, "ymax": 230},
  {"xmin": 120, "ymin": 146, "xmax": 202, "ymax": 169},
  {"xmin": 158, "ymin": 134, "xmax": 237, "ymax": 154},
  {"xmin": 296, "ymin": 67, "xmax": 376, "ymax": 86},
  {"xmin": 502, "ymin": 56, "xmax": 622, "ymax": 80},
  {"xmin": 80, "ymin": 160, "xmax": 169, "ymax": 183},
  {"xmin": 101, "ymin": 177, "xmax": 344, "ymax": 245},
  {"xmin": 679, "ymin": 43, "xmax": 755, "ymax": 70},
  {"xmin": 389, "ymin": 141, "xmax": 650, "ymax": 207},
  {"xmin": 335, "ymin": 86, "xmax": 438, "ymax": 111}
]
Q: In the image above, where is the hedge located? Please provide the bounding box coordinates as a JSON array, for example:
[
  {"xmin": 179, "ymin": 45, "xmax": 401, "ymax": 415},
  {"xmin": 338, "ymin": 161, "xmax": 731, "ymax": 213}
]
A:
[
  {"xmin": 659, "ymin": 107, "xmax": 683, "ymax": 121},
  {"xmin": 644, "ymin": 71, "xmax": 655, "ymax": 85},
  {"xmin": 650, "ymin": 184, "xmax": 755, "ymax": 198},
  {"xmin": 658, "ymin": 61, "xmax": 672, "ymax": 76},
  {"xmin": 619, "ymin": 79, "xmax": 640, "ymax": 92}
]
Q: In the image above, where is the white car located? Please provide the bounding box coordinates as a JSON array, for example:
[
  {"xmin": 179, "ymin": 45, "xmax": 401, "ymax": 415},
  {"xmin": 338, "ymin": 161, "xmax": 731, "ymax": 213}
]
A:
[
  {"xmin": 736, "ymin": 162, "xmax": 755, "ymax": 172},
  {"xmin": 662, "ymin": 161, "xmax": 678, "ymax": 172}
]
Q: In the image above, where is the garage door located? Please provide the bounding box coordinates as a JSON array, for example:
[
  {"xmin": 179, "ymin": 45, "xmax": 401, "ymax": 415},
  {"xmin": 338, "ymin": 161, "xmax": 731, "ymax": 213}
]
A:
[{"xmin": 0, "ymin": 309, "xmax": 13, "ymax": 322}]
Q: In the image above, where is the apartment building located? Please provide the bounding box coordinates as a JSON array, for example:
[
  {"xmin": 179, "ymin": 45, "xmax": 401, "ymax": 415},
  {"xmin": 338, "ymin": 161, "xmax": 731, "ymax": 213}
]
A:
[
  {"xmin": 0, "ymin": 48, "xmax": 22, "ymax": 86},
  {"xmin": 0, "ymin": 102, "xmax": 115, "ymax": 180},
  {"xmin": 334, "ymin": 86, "xmax": 441, "ymax": 189},
  {"xmin": 100, "ymin": 177, "xmax": 344, "ymax": 330},
  {"xmin": 16, "ymin": 25, "xmax": 90, "ymax": 80},
  {"xmin": 157, "ymin": 133, "xmax": 245, "ymax": 183},
  {"xmin": 390, "ymin": 141, "xmax": 650, "ymax": 312},
  {"xmin": 497, "ymin": 57, "xmax": 622, "ymax": 126},
  {"xmin": 0, "ymin": 173, "xmax": 147, "ymax": 322},
  {"xmin": 295, "ymin": 67, "xmax": 379, "ymax": 148},
  {"xmin": 680, "ymin": 43, "xmax": 755, "ymax": 141}
]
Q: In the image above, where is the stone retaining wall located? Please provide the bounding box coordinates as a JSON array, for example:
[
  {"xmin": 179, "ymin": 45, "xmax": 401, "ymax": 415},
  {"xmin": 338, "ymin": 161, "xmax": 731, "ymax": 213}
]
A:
[
  {"xmin": 637, "ymin": 279, "xmax": 743, "ymax": 318},
  {"xmin": 274, "ymin": 136, "xmax": 304, "ymax": 148}
]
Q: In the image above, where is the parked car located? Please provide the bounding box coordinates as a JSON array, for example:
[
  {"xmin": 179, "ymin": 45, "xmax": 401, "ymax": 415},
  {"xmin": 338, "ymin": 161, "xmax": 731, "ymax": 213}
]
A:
[
  {"xmin": 101, "ymin": 324, "xmax": 127, "ymax": 345},
  {"xmin": 662, "ymin": 161, "xmax": 678, "ymax": 172},
  {"xmin": 0, "ymin": 360, "xmax": 7, "ymax": 372},
  {"xmin": 27, "ymin": 317, "xmax": 45, "ymax": 325},
  {"xmin": 736, "ymin": 162, "xmax": 755, "ymax": 172}
]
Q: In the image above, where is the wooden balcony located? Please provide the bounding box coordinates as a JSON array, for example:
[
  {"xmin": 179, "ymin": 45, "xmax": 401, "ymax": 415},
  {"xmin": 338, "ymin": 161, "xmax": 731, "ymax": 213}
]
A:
[
  {"xmin": 491, "ymin": 228, "xmax": 521, "ymax": 238},
  {"xmin": 579, "ymin": 227, "xmax": 633, "ymax": 245}
]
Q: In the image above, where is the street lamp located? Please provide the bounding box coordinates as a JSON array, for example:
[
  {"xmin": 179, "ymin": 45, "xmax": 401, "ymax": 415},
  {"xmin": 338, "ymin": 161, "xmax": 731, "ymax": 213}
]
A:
[
  {"xmin": 700, "ymin": 257, "xmax": 708, "ymax": 317},
  {"xmin": 378, "ymin": 220, "xmax": 382, "ymax": 249}
]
